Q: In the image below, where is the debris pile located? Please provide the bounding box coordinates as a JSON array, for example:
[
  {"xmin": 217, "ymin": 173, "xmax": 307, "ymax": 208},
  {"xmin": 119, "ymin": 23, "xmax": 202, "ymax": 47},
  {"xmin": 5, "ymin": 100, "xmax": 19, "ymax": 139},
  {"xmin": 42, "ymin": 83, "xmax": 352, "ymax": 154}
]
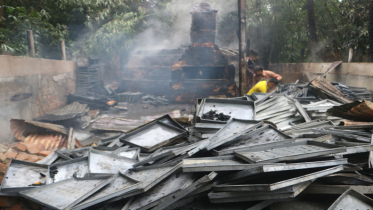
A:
[
  {"xmin": 2, "ymin": 65, "xmax": 373, "ymax": 209},
  {"xmin": 332, "ymin": 82, "xmax": 372, "ymax": 101},
  {"xmin": 142, "ymin": 95, "xmax": 169, "ymax": 106},
  {"xmin": 202, "ymin": 110, "xmax": 231, "ymax": 121}
]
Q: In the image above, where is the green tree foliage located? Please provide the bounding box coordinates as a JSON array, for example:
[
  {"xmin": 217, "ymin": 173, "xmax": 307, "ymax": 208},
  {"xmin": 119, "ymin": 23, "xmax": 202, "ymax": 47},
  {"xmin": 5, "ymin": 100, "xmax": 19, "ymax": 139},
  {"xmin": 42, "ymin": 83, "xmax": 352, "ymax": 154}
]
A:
[
  {"xmin": 0, "ymin": 0, "xmax": 370, "ymax": 65},
  {"xmin": 0, "ymin": 0, "xmax": 69, "ymax": 58},
  {"xmin": 244, "ymin": 0, "xmax": 369, "ymax": 67},
  {"xmin": 0, "ymin": 0, "xmax": 172, "ymax": 61}
]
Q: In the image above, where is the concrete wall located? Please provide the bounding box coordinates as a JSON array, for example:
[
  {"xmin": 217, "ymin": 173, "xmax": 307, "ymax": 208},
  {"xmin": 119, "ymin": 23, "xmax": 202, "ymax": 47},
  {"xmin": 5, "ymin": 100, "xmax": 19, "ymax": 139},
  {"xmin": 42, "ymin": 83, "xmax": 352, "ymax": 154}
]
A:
[
  {"xmin": 269, "ymin": 63, "xmax": 373, "ymax": 92},
  {"xmin": 0, "ymin": 56, "xmax": 76, "ymax": 142}
]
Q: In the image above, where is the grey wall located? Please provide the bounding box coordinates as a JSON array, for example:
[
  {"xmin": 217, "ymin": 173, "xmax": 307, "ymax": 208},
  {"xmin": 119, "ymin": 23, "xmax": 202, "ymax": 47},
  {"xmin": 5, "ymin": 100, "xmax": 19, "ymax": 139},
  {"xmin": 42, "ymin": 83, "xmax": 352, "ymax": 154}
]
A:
[
  {"xmin": 0, "ymin": 56, "xmax": 76, "ymax": 142},
  {"xmin": 269, "ymin": 63, "xmax": 373, "ymax": 92}
]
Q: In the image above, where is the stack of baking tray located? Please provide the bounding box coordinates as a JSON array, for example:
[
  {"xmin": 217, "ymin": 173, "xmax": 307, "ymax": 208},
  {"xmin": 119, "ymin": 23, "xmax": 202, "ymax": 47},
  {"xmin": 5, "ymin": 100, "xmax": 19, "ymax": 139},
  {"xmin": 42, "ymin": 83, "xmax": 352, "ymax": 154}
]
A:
[{"xmin": 6, "ymin": 91, "xmax": 373, "ymax": 210}]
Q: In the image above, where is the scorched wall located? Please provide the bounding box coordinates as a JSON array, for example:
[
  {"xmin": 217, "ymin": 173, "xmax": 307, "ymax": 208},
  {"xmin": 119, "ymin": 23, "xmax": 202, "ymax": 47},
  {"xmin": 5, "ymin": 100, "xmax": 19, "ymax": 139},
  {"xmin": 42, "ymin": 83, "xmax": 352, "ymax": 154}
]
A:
[{"xmin": 0, "ymin": 55, "xmax": 76, "ymax": 141}]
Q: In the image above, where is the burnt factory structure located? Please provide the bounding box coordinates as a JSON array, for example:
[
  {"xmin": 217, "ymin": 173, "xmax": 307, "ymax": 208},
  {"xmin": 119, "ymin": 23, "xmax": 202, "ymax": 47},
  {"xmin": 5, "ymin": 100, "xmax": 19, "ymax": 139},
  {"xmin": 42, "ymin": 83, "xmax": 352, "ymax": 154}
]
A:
[{"xmin": 120, "ymin": 3, "xmax": 238, "ymax": 103}]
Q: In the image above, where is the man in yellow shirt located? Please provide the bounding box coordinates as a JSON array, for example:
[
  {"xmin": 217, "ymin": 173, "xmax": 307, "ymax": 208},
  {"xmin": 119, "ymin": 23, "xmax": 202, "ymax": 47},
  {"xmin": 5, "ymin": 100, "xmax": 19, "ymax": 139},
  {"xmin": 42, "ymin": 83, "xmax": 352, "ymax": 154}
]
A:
[{"xmin": 247, "ymin": 78, "xmax": 279, "ymax": 95}]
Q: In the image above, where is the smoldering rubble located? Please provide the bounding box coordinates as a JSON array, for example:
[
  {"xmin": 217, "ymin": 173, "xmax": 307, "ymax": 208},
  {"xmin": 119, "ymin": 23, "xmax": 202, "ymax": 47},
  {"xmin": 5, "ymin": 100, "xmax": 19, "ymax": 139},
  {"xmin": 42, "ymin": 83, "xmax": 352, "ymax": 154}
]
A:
[{"xmin": 2, "ymin": 69, "xmax": 373, "ymax": 210}]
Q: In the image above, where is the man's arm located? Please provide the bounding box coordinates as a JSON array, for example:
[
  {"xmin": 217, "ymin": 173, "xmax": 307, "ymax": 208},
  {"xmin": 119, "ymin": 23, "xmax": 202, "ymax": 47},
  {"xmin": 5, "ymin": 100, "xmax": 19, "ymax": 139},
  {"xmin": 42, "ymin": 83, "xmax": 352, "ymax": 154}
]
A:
[
  {"xmin": 266, "ymin": 71, "xmax": 282, "ymax": 81},
  {"xmin": 247, "ymin": 86, "xmax": 256, "ymax": 95}
]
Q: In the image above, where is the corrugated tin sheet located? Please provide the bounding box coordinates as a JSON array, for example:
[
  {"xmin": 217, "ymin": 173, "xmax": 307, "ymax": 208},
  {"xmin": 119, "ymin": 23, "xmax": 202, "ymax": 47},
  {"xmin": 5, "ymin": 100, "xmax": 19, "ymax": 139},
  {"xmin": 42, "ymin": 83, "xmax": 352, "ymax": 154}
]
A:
[
  {"xmin": 24, "ymin": 134, "xmax": 67, "ymax": 151},
  {"xmin": 327, "ymin": 101, "xmax": 373, "ymax": 122},
  {"xmin": 10, "ymin": 119, "xmax": 68, "ymax": 141},
  {"xmin": 35, "ymin": 102, "xmax": 89, "ymax": 121},
  {"xmin": 9, "ymin": 119, "xmax": 84, "ymax": 151},
  {"xmin": 309, "ymin": 76, "xmax": 352, "ymax": 104}
]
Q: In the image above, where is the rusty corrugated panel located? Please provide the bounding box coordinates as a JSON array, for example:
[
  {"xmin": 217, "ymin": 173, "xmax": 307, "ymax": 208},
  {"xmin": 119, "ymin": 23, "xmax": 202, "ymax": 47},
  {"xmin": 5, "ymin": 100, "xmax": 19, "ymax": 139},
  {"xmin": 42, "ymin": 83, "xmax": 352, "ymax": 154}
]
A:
[
  {"xmin": 35, "ymin": 102, "xmax": 89, "ymax": 121},
  {"xmin": 10, "ymin": 119, "xmax": 68, "ymax": 140},
  {"xmin": 24, "ymin": 134, "xmax": 67, "ymax": 151},
  {"xmin": 10, "ymin": 119, "xmax": 69, "ymax": 151},
  {"xmin": 327, "ymin": 100, "xmax": 373, "ymax": 122},
  {"xmin": 309, "ymin": 76, "xmax": 352, "ymax": 104}
]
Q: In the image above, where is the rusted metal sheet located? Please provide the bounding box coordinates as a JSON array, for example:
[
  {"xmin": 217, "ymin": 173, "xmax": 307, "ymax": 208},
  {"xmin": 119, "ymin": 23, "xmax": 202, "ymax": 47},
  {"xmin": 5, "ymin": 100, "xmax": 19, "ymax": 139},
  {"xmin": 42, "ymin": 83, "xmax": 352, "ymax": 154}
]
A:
[
  {"xmin": 170, "ymin": 80, "xmax": 238, "ymax": 103},
  {"xmin": 10, "ymin": 119, "xmax": 68, "ymax": 141},
  {"xmin": 309, "ymin": 76, "xmax": 352, "ymax": 104},
  {"xmin": 35, "ymin": 102, "xmax": 89, "ymax": 121},
  {"xmin": 327, "ymin": 100, "xmax": 373, "ymax": 122},
  {"xmin": 9, "ymin": 119, "xmax": 85, "ymax": 151},
  {"xmin": 24, "ymin": 134, "xmax": 67, "ymax": 151}
]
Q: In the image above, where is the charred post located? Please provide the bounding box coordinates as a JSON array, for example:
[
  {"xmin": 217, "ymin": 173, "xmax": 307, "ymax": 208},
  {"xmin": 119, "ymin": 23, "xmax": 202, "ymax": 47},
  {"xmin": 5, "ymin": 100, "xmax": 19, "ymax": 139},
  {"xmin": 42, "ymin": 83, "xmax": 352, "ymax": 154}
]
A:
[
  {"xmin": 61, "ymin": 40, "xmax": 66, "ymax": 61},
  {"xmin": 27, "ymin": 30, "xmax": 35, "ymax": 57},
  {"xmin": 238, "ymin": 0, "xmax": 248, "ymax": 95}
]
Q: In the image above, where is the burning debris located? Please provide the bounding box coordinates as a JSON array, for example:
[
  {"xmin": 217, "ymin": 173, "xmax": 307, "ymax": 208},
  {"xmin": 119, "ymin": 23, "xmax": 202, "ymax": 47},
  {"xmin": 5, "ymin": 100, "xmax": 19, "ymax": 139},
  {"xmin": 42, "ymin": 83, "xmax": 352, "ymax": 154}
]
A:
[{"xmin": 170, "ymin": 3, "xmax": 237, "ymax": 103}]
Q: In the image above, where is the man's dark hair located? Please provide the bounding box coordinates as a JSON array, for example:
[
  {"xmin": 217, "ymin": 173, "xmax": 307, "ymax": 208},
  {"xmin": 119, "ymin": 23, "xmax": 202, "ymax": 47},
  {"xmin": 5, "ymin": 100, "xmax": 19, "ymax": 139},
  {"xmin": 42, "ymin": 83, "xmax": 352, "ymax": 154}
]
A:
[
  {"xmin": 253, "ymin": 66, "xmax": 263, "ymax": 73},
  {"xmin": 268, "ymin": 78, "xmax": 279, "ymax": 85}
]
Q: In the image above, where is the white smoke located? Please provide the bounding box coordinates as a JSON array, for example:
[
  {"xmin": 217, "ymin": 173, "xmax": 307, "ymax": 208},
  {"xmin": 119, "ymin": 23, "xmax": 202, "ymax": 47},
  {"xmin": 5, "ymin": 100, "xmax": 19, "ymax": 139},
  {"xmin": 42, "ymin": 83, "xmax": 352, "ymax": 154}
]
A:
[{"xmin": 132, "ymin": 0, "xmax": 239, "ymax": 51}]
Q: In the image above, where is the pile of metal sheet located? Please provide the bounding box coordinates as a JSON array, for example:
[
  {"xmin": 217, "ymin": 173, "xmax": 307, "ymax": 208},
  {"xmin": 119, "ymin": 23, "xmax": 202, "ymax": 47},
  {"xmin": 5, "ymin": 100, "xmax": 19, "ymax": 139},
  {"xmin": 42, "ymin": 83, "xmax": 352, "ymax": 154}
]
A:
[
  {"xmin": 4, "ymin": 84, "xmax": 373, "ymax": 210},
  {"xmin": 301, "ymin": 99, "xmax": 343, "ymax": 122},
  {"xmin": 332, "ymin": 82, "xmax": 372, "ymax": 101}
]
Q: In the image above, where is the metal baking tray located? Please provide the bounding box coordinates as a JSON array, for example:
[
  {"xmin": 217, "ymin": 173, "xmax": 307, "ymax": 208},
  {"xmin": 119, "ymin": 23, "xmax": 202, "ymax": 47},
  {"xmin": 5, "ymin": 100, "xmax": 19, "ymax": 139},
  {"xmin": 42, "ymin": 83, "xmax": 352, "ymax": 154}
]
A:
[
  {"xmin": 219, "ymin": 159, "xmax": 348, "ymax": 183},
  {"xmin": 328, "ymin": 189, "xmax": 373, "ymax": 210},
  {"xmin": 182, "ymin": 156, "xmax": 259, "ymax": 172},
  {"xmin": 321, "ymin": 173, "xmax": 373, "ymax": 185},
  {"xmin": 123, "ymin": 163, "xmax": 182, "ymax": 192},
  {"xmin": 194, "ymin": 123, "xmax": 225, "ymax": 129},
  {"xmin": 235, "ymin": 141, "xmax": 346, "ymax": 164},
  {"xmin": 49, "ymin": 157, "xmax": 89, "ymax": 183},
  {"xmin": 1, "ymin": 159, "xmax": 49, "ymax": 193},
  {"xmin": 156, "ymin": 114, "xmax": 186, "ymax": 131},
  {"xmin": 198, "ymin": 98, "xmax": 256, "ymax": 121},
  {"xmin": 19, "ymin": 176, "xmax": 114, "ymax": 210},
  {"xmin": 59, "ymin": 147, "xmax": 90, "ymax": 159},
  {"xmin": 250, "ymin": 93, "xmax": 268, "ymax": 101},
  {"xmin": 128, "ymin": 172, "xmax": 194, "ymax": 210},
  {"xmin": 72, "ymin": 173, "xmax": 141, "ymax": 210},
  {"xmin": 247, "ymin": 200, "xmax": 276, "ymax": 210},
  {"xmin": 304, "ymin": 184, "xmax": 373, "ymax": 194},
  {"xmin": 113, "ymin": 147, "xmax": 140, "ymax": 160},
  {"xmin": 214, "ymin": 139, "xmax": 299, "ymax": 156},
  {"xmin": 207, "ymin": 118, "xmax": 263, "ymax": 150},
  {"xmin": 213, "ymin": 166, "xmax": 343, "ymax": 192},
  {"xmin": 132, "ymin": 142, "xmax": 198, "ymax": 168},
  {"xmin": 120, "ymin": 121, "xmax": 188, "ymax": 152},
  {"xmin": 128, "ymin": 114, "xmax": 186, "ymax": 133},
  {"xmin": 218, "ymin": 125, "xmax": 293, "ymax": 154},
  {"xmin": 89, "ymin": 148, "xmax": 137, "ymax": 175},
  {"xmin": 209, "ymin": 181, "xmax": 311, "ymax": 203},
  {"xmin": 152, "ymin": 172, "xmax": 218, "ymax": 210}
]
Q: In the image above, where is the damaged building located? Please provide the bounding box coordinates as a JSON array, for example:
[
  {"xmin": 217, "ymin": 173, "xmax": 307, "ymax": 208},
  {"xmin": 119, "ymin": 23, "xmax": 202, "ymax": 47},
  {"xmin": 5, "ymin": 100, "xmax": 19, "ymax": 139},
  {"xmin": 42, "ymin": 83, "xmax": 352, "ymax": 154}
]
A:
[{"xmin": 3, "ymin": 2, "xmax": 373, "ymax": 210}]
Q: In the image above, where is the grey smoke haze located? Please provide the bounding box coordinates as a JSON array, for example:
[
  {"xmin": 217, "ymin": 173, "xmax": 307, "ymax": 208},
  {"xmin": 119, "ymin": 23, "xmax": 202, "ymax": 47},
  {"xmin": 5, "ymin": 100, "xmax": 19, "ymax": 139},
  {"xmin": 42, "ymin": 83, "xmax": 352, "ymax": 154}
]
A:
[{"xmin": 133, "ymin": 0, "xmax": 238, "ymax": 51}]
